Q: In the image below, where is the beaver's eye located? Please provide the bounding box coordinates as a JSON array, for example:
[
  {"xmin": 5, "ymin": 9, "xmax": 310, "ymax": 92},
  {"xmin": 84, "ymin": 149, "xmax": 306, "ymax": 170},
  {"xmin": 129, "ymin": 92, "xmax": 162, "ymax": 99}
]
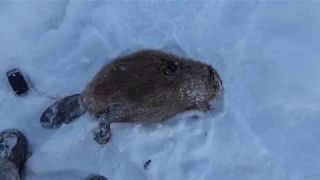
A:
[{"xmin": 161, "ymin": 59, "xmax": 179, "ymax": 75}]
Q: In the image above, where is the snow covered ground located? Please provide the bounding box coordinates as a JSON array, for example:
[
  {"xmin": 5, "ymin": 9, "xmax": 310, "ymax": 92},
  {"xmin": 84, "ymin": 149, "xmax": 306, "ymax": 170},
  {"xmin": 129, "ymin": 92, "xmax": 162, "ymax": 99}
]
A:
[{"xmin": 0, "ymin": 0, "xmax": 320, "ymax": 179}]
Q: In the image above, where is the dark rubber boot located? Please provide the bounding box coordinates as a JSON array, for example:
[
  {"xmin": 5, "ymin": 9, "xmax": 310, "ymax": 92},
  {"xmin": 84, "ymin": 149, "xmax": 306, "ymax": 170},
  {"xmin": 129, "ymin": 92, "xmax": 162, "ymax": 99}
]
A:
[
  {"xmin": 87, "ymin": 175, "xmax": 108, "ymax": 180},
  {"xmin": 0, "ymin": 129, "xmax": 28, "ymax": 171},
  {"xmin": 0, "ymin": 158, "xmax": 20, "ymax": 180}
]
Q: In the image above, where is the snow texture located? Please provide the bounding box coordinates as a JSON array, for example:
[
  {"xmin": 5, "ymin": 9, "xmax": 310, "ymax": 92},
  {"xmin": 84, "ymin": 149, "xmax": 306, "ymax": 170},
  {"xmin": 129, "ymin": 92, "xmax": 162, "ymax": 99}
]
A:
[{"xmin": 0, "ymin": 0, "xmax": 319, "ymax": 179}]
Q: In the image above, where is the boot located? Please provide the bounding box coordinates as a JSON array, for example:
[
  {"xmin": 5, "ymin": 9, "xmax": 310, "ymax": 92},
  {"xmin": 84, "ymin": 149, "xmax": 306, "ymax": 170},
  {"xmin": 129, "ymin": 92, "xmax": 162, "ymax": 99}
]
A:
[
  {"xmin": 87, "ymin": 175, "xmax": 108, "ymax": 180},
  {"xmin": 0, "ymin": 129, "xmax": 28, "ymax": 180}
]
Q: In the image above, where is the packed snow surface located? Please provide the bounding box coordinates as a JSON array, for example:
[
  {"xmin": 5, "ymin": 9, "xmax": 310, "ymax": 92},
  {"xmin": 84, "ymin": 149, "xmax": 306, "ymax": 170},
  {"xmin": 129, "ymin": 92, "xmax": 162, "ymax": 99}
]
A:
[{"xmin": 0, "ymin": 1, "xmax": 320, "ymax": 179}]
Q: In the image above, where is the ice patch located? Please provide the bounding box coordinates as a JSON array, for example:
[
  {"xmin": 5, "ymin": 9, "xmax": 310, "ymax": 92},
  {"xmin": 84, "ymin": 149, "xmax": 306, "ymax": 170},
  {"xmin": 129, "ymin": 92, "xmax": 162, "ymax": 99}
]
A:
[{"xmin": 80, "ymin": 57, "xmax": 91, "ymax": 63}]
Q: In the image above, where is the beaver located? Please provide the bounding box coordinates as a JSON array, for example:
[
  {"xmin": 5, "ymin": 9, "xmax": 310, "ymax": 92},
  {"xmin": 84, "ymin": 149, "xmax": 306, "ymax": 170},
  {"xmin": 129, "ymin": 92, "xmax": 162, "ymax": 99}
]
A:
[{"xmin": 79, "ymin": 49, "xmax": 223, "ymax": 144}]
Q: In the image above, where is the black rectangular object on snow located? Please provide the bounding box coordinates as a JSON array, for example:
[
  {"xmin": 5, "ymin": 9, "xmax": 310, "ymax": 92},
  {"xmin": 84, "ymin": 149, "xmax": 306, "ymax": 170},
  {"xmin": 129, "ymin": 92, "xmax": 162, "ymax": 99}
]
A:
[{"xmin": 6, "ymin": 68, "xmax": 29, "ymax": 96}]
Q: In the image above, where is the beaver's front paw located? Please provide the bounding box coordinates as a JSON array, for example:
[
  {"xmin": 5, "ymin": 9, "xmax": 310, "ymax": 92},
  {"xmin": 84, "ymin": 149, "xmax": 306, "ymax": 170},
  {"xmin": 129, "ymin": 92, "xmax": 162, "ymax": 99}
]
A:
[{"xmin": 93, "ymin": 122, "xmax": 111, "ymax": 144}]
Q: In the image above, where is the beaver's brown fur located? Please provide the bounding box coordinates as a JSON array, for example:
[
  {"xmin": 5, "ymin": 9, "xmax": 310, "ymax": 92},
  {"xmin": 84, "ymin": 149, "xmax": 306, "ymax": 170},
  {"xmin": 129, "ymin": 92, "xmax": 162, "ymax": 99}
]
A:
[{"xmin": 79, "ymin": 49, "xmax": 223, "ymax": 144}]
